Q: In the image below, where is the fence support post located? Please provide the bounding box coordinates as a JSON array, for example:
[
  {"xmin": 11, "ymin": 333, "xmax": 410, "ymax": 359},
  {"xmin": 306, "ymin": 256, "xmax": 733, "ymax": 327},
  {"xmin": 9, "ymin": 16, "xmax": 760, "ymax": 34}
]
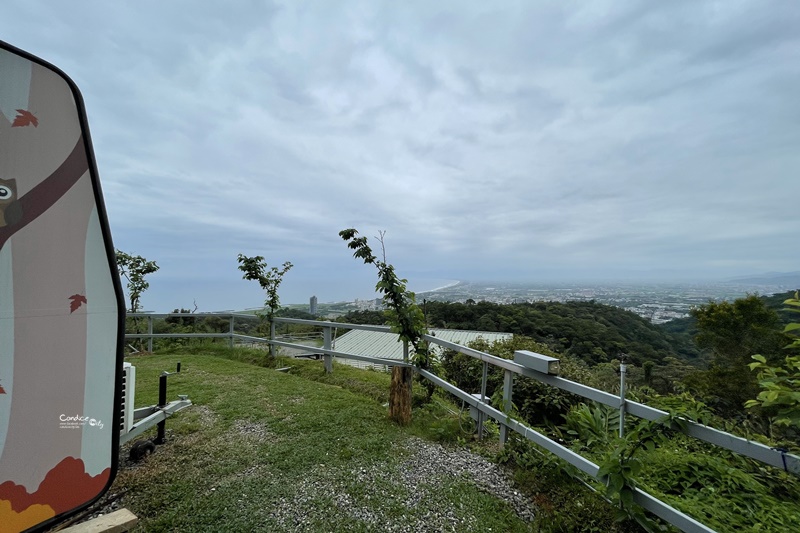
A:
[
  {"xmin": 155, "ymin": 372, "xmax": 167, "ymax": 444},
  {"xmin": 229, "ymin": 315, "xmax": 235, "ymax": 348},
  {"xmin": 269, "ymin": 320, "xmax": 276, "ymax": 358},
  {"xmin": 147, "ymin": 316, "xmax": 153, "ymax": 353},
  {"xmin": 323, "ymin": 326, "xmax": 332, "ymax": 373},
  {"xmin": 500, "ymin": 369, "xmax": 513, "ymax": 446},
  {"xmin": 477, "ymin": 360, "xmax": 488, "ymax": 440},
  {"xmin": 619, "ymin": 356, "xmax": 627, "ymax": 438}
]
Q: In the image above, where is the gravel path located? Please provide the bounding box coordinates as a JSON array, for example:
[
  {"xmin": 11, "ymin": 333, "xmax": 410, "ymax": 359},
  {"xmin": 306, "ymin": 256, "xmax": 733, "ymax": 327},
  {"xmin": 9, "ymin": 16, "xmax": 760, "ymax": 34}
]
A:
[
  {"xmin": 69, "ymin": 413, "xmax": 536, "ymax": 532},
  {"xmin": 396, "ymin": 437, "xmax": 535, "ymax": 523},
  {"xmin": 267, "ymin": 436, "xmax": 535, "ymax": 532}
]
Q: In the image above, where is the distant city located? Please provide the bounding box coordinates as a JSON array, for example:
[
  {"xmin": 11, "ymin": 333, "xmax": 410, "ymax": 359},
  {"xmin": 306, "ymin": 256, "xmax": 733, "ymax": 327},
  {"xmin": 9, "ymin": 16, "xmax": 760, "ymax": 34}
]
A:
[
  {"xmin": 416, "ymin": 280, "xmax": 795, "ymax": 324},
  {"xmin": 294, "ymin": 273, "xmax": 800, "ymax": 324}
]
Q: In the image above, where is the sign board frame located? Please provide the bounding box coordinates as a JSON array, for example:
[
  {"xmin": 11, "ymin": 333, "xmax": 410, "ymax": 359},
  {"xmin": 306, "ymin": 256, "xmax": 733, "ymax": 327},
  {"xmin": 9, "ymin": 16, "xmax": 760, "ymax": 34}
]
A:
[{"xmin": 0, "ymin": 40, "xmax": 125, "ymax": 532}]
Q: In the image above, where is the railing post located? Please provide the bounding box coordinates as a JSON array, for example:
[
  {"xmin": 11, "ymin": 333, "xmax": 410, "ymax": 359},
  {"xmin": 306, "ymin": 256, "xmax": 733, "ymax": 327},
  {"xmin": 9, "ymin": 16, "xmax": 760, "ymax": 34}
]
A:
[
  {"xmin": 323, "ymin": 325, "xmax": 333, "ymax": 373},
  {"xmin": 229, "ymin": 315, "xmax": 235, "ymax": 348},
  {"xmin": 478, "ymin": 360, "xmax": 488, "ymax": 440},
  {"xmin": 269, "ymin": 320, "xmax": 276, "ymax": 358},
  {"xmin": 619, "ymin": 356, "xmax": 627, "ymax": 438},
  {"xmin": 500, "ymin": 369, "xmax": 513, "ymax": 446},
  {"xmin": 155, "ymin": 371, "xmax": 167, "ymax": 444},
  {"xmin": 147, "ymin": 315, "xmax": 153, "ymax": 353}
]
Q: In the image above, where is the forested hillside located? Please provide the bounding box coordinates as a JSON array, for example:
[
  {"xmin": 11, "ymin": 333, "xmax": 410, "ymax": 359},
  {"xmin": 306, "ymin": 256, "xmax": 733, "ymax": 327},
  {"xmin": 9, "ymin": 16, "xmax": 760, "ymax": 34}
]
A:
[
  {"xmin": 658, "ymin": 290, "xmax": 796, "ymax": 338},
  {"xmin": 340, "ymin": 300, "xmax": 699, "ymax": 366}
]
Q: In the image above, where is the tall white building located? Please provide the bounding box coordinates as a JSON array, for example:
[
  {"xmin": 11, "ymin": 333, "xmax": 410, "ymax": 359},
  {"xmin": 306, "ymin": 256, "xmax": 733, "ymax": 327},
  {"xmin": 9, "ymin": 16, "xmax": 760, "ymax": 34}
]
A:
[{"xmin": 309, "ymin": 295, "xmax": 318, "ymax": 315}]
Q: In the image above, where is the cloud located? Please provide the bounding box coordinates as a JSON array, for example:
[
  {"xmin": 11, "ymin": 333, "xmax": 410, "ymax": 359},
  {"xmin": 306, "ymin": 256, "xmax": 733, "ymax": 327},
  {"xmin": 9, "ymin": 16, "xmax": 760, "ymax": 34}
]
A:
[{"xmin": 2, "ymin": 0, "xmax": 798, "ymax": 310}]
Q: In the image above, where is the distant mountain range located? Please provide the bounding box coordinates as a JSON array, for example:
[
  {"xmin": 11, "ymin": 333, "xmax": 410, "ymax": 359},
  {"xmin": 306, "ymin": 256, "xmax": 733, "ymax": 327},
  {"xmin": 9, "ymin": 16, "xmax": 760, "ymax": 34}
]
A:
[{"xmin": 725, "ymin": 271, "xmax": 800, "ymax": 287}]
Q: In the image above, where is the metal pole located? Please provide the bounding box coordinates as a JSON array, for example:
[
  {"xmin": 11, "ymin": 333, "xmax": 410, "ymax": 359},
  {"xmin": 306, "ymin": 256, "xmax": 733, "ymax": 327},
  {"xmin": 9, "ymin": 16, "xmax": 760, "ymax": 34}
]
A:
[
  {"xmin": 403, "ymin": 341, "xmax": 409, "ymax": 364},
  {"xmin": 147, "ymin": 316, "xmax": 153, "ymax": 353},
  {"xmin": 229, "ymin": 315, "xmax": 234, "ymax": 348},
  {"xmin": 155, "ymin": 372, "xmax": 167, "ymax": 444},
  {"xmin": 323, "ymin": 326, "xmax": 332, "ymax": 373},
  {"xmin": 478, "ymin": 360, "xmax": 488, "ymax": 440},
  {"xmin": 500, "ymin": 369, "xmax": 513, "ymax": 446},
  {"xmin": 269, "ymin": 320, "xmax": 276, "ymax": 358},
  {"xmin": 619, "ymin": 356, "xmax": 627, "ymax": 438}
]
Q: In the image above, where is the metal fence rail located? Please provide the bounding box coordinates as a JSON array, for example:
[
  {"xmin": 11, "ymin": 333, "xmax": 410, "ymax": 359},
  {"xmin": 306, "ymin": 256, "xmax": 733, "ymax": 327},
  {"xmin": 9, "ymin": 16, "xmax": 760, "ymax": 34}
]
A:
[
  {"xmin": 421, "ymin": 333, "xmax": 800, "ymax": 476},
  {"xmin": 125, "ymin": 313, "xmax": 800, "ymax": 476},
  {"xmin": 125, "ymin": 313, "xmax": 800, "ymax": 533},
  {"xmin": 126, "ymin": 313, "xmax": 254, "ymax": 350},
  {"xmin": 418, "ymin": 368, "xmax": 715, "ymax": 533}
]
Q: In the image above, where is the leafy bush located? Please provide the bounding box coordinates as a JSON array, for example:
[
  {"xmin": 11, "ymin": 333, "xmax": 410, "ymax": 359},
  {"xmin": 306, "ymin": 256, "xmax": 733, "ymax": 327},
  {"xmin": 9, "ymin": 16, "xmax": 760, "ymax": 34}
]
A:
[
  {"xmin": 560, "ymin": 400, "xmax": 800, "ymax": 532},
  {"xmin": 745, "ymin": 292, "xmax": 800, "ymax": 431},
  {"xmin": 498, "ymin": 435, "xmax": 642, "ymax": 532},
  {"xmin": 746, "ymin": 354, "xmax": 800, "ymax": 430}
]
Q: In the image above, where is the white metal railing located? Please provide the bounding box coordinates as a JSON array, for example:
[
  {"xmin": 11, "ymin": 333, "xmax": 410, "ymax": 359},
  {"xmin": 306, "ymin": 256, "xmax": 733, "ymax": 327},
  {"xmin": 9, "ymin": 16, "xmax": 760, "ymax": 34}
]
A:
[
  {"xmin": 126, "ymin": 313, "xmax": 250, "ymax": 351},
  {"xmin": 125, "ymin": 313, "xmax": 800, "ymax": 533},
  {"xmin": 269, "ymin": 318, "xmax": 799, "ymax": 533}
]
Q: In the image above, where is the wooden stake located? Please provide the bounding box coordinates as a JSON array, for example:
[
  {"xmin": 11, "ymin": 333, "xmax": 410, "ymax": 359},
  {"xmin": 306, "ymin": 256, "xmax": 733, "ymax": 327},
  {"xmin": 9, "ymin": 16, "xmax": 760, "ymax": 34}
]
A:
[{"xmin": 389, "ymin": 366, "xmax": 412, "ymax": 425}]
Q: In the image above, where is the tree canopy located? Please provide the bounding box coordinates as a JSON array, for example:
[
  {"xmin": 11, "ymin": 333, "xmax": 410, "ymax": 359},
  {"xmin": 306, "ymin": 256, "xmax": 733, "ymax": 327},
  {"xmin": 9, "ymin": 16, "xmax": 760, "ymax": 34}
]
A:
[
  {"xmin": 115, "ymin": 249, "xmax": 159, "ymax": 313},
  {"xmin": 237, "ymin": 254, "xmax": 293, "ymax": 321},
  {"xmin": 685, "ymin": 294, "xmax": 788, "ymax": 417}
]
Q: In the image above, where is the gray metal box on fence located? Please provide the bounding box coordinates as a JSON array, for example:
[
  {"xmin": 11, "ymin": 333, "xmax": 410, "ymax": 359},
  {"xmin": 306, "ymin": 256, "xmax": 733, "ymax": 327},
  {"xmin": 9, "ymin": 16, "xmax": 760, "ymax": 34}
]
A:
[
  {"xmin": 513, "ymin": 350, "xmax": 560, "ymax": 374},
  {"xmin": 468, "ymin": 393, "xmax": 483, "ymax": 422}
]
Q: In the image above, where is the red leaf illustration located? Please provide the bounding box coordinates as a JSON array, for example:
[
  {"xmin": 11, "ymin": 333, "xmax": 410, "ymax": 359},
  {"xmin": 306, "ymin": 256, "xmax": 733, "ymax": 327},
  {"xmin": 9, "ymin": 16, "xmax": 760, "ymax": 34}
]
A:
[
  {"xmin": 0, "ymin": 383, "xmax": 5, "ymax": 394},
  {"xmin": 12, "ymin": 109, "xmax": 38, "ymax": 128},
  {"xmin": 69, "ymin": 294, "xmax": 88, "ymax": 313}
]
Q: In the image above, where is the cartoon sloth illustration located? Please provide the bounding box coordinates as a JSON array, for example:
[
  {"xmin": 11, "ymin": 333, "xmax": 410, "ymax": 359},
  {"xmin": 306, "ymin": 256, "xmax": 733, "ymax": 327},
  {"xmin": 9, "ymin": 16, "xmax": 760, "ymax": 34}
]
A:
[{"xmin": 0, "ymin": 177, "xmax": 22, "ymax": 227}]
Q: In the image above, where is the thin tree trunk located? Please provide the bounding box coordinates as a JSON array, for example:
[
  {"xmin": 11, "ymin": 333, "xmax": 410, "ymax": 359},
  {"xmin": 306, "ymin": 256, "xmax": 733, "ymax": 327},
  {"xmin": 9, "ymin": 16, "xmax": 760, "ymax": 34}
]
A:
[{"xmin": 389, "ymin": 366, "xmax": 412, "ymax": 425}]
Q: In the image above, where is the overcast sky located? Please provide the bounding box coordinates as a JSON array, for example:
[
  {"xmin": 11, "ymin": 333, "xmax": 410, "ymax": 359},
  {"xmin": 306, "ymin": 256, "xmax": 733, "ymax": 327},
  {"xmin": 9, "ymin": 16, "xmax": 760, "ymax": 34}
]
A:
[{"xmin": 2, "ymin": 1, "xmax": 798, "ymax": 311}]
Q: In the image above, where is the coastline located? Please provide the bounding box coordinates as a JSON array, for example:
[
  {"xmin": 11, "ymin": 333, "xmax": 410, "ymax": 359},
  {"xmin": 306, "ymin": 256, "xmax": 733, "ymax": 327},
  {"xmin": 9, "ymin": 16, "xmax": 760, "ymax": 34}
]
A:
[{"xmin": 417, "ymin": 280, "xmax": 462, "ymax": 294}]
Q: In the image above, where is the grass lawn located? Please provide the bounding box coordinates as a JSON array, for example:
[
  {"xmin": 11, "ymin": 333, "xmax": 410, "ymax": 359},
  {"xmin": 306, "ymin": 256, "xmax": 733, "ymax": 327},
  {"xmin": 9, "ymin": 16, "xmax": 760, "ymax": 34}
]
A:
[{"xmin": 106, "ymin": 352, "xmax": 535, "ymax": 532}]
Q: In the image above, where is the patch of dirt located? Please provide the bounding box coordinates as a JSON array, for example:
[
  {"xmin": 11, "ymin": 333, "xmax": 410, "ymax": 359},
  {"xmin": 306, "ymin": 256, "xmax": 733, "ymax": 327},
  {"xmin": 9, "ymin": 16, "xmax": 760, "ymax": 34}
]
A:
[
  {"xmin": 193, "ymin": 404, "xmax": 219, "ymax": 428},
  {"xmin": 232, "ymin": 420, "xmax": 274, "ymax": 440}
]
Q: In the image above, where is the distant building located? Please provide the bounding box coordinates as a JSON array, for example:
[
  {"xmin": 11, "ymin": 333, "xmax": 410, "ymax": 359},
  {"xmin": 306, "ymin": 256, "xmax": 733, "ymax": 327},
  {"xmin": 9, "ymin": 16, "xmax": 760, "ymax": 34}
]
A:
[{"xmin": 309, "ymin": 295, "xmax": 318, "ymax": 315}]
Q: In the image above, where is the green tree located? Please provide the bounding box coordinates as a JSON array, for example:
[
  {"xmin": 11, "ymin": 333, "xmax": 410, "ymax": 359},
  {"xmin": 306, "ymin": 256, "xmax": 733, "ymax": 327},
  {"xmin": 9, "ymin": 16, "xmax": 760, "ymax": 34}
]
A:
[
  {"xmin": 784, "ymin": 291, "xmax": 800, "ymax": 352},
  {"xmin": 746, "ymin": 291, "xmax": 800, "ymax": 428},
  {"xmin": 337, "ymin": 309, "xmax": 386, "ymax": 325},
  {"xmin": 692, "ymin": 294, "xmax": 784, "ymax": 362},
  {"xmin": 340, "ymin": 229, "xmax": 429, "ymax": 424},
  {"xmin": 339, "ymin": 229, "xmax": 427, "ymax": 357},
  {"xmin": 687, "ymin": 294, "xmax": 786, "ymax": 417},
  {"xmin": 115, "ymin": 249, "xmax": 159, "ymax": 313},
  {"xmin": 236, "ymin": 255, "xmax": 293, "ymax": 322}
]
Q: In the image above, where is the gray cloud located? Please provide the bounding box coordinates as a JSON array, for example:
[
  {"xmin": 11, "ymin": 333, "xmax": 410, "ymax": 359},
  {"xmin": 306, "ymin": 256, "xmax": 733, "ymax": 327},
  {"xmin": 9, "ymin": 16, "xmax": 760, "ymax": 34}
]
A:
[{"xmin": 2, "ymin": 0, "xmax": 798, "ymax": 311}]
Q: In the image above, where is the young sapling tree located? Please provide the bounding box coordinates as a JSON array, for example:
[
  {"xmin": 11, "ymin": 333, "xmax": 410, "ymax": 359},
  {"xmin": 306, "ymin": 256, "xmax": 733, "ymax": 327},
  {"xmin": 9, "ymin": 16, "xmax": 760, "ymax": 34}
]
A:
[
  {"xmin": 339, "ymin": 228, "xmax": 435, "ymax": 425},
  {"xmin": 115, "ymin": 249, "xmax": 160, "ymax": 350},
  {"xmin": 237, "ymin": 254, "xmax": 293, "ymax": 356},
  {"xmin": 115, "ymin": 249, "xmax": 160, "ymax": 313}
]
